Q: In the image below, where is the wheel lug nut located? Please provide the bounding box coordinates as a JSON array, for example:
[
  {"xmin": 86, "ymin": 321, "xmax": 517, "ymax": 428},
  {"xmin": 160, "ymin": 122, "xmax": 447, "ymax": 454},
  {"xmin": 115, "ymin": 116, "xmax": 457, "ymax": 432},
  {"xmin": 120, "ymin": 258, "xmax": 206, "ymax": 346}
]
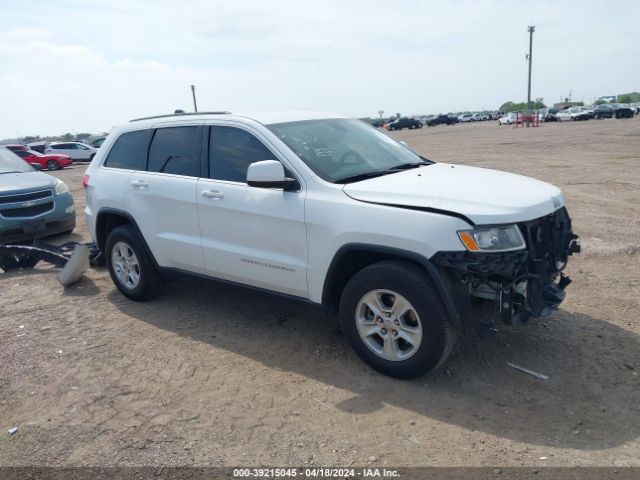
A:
[
  {"xmin": 377, "ymin": 318, "xmax": 383, "ymax": 323},
  {"xmin": 392, "ymin": 330, "xmax": 398, "ymax": 336},
  {"xmin": 394, "ymin": 320, "xmax": 399, "ymax": 325},
  {"xmin": 381, "ymin": 328, "xmax": 387, "ymax": 334},
  {"xmin": 385, "ymin": 312, "xmax": 391, "ymax": 317}
]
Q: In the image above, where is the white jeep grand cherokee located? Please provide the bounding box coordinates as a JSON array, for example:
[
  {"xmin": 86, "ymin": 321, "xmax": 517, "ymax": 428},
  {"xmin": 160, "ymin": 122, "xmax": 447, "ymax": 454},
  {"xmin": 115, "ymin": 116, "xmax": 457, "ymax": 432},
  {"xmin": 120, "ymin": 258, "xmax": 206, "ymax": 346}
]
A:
[{"xmin": 84, "ymin": 111, "xmax": 579, "ymax": 378}]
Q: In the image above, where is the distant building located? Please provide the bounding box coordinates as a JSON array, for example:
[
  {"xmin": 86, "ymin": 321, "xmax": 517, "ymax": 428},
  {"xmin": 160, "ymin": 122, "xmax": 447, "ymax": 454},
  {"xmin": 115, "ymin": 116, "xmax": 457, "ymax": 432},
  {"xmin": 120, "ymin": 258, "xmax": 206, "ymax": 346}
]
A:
[{"xmin": 617, "ymin": 92, "xmax": 640, "ymax": 102}]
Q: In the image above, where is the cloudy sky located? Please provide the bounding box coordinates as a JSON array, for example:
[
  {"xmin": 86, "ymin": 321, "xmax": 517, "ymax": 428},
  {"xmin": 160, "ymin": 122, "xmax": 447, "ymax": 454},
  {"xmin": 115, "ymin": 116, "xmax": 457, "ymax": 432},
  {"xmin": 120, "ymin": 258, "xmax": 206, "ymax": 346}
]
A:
[{"xmin": 1, "ymin": 0, "xmax": 638, "ymax": 139}]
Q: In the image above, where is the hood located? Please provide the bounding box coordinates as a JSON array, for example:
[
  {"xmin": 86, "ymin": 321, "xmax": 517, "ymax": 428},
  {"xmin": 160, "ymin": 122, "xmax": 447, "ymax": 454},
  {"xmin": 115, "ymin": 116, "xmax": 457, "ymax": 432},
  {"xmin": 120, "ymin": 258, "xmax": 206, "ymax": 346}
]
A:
[
  {"xmin": 0, "ymin": 171, "xmax": 57, "ymax": 195},
  {"xmin": 41, "ymin": 153, "xmax": 71, "ymax": 160},
  {"xmin": 342, "ymin": 163, "xmax": 564, "ymax": 225}
]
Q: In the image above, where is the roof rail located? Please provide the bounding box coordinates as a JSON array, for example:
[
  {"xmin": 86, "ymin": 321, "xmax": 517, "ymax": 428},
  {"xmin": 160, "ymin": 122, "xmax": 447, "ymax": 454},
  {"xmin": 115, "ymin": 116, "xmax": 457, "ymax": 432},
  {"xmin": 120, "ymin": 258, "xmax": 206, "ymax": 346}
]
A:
[{"xmin": 129, "ymin": 111, "xmax": 231, "ymax": 122}]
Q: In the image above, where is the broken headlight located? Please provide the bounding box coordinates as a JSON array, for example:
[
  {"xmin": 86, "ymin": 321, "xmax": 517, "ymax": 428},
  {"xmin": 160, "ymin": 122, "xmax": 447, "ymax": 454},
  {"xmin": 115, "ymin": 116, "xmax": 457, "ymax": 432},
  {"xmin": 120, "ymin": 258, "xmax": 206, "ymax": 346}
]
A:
[{"xmin": 458, "ymin": 224, "xmax": 526, "ymax": 252}]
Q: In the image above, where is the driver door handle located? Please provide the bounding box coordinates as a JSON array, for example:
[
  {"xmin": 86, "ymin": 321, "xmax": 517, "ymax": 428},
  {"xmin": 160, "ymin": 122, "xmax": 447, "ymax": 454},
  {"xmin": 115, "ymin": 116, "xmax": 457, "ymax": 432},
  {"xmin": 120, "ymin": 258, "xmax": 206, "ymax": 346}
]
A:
[
  {"xmin": 131, "ymin": 180, "xmax": 148, "ymax": 189},
  {"xmin": 202, "ymin": 190, "xmax": 224, "ymax": 199}
]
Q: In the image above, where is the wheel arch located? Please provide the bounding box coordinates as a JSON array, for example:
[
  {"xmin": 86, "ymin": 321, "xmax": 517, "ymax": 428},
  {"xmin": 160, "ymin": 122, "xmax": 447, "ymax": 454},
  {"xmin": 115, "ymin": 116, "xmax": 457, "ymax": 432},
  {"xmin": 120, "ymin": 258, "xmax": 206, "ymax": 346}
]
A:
[
  {"xmin": 95, "ymin": 208, "xmax": 159, "ymax": 268},
  {"xmin": 321, "ymin": 243, "xmax": 463, "ymax": 327}
]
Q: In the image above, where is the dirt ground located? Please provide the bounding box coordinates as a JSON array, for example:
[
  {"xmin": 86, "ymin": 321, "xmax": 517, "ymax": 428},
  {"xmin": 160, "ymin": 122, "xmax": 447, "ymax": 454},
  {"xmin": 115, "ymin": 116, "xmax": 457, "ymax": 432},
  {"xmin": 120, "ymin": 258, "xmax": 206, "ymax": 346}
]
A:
[{"xmin": 1, "ymin": 118, "xmax": 639, "ymax": 468}]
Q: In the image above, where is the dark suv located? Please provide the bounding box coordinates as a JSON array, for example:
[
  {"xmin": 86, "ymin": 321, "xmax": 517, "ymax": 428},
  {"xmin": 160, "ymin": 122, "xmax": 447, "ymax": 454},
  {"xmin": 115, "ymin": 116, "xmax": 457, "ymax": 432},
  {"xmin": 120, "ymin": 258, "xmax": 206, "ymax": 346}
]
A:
[
  {"xmin": 613, "ymin": 104, "xmax": 635, "ymax": 119},
  {"xmin": 593, "ymin": 105, "xmax": 614, "ymax": 119},
  {"xmin": 426, "ymin": 115, "xmax": 456, "ymax": 127},
  {"xmin": 386, "ymin": 117, "xmax": 422, "ymax": 131}
]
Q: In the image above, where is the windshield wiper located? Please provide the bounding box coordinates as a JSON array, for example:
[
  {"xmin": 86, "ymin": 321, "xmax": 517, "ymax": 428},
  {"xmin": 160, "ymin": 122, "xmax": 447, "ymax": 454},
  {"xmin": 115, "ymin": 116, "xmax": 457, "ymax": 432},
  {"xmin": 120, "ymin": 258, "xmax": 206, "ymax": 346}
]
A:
[
  {"xmin": 335, "ymin": 161, "xmax": 431, "ymax": 184},
  {"xmin": 385, "ymin": 161, "xmax": 430, "ymax": 172},
  {"xmin": 334, "ymin": 170, "xmax": 392, "ymax": 184}
]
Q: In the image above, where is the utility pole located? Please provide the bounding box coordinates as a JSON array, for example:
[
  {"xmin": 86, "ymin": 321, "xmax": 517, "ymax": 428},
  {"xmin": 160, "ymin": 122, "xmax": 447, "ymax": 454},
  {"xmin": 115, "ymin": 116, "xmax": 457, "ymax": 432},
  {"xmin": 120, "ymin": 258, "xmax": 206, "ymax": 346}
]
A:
[
  {"xmin": 526, "ymin": 26, "xmax": 535, "ymax": 110},
  {"xmin": 190, "ymin": 85, "xmax": 198, "ymax": 112}
]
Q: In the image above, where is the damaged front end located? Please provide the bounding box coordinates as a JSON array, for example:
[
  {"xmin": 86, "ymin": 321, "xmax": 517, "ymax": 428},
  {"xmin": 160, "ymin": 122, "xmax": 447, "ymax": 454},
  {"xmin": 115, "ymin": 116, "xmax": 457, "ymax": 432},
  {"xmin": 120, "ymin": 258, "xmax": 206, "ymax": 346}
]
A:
[{"xmin": 433, "ymin": 207, "xmax": 580, "ymax": 326}]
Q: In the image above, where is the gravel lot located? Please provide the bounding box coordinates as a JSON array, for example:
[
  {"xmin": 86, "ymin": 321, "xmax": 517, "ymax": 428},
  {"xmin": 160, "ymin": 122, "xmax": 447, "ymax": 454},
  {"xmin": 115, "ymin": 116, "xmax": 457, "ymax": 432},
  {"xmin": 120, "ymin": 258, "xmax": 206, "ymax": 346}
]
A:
[{"xmin": 1, "ymin": 118, "xmax": 639, "ymax": 467}]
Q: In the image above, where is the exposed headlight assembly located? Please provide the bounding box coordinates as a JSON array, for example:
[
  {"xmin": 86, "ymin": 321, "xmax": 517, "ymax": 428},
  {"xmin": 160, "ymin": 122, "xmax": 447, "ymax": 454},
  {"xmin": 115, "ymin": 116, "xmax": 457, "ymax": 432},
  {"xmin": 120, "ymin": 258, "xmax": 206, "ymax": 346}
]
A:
[
  {"xmin": 458, "ymin": 224, "xmax": 526, "ymax": 252},
  {"xmin": 54, "ymin": 179, "xmax": 70, "ymax": 195}
]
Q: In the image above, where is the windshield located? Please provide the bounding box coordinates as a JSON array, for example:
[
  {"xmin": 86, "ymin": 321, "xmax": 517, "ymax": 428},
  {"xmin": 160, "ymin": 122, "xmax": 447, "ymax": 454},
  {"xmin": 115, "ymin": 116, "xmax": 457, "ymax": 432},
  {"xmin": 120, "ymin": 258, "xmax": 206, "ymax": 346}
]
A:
[
  {"xmin": 28, "ymin": 149, "xmax": 43, "ymax": 157},
  {"xmin": 0, "ymin": 147, "xmax": 34, "ymax": 174},
  {"xmin": 267, "ymin": 118, "xmax": 429, "ymax": 183}
]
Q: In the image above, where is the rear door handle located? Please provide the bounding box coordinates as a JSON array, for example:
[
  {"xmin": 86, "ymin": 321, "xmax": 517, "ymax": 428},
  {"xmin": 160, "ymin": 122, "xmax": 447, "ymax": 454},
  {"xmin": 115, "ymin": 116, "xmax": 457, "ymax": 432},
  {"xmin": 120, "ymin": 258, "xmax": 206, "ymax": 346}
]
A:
[
  {"xmin": 201, "ymin": 190, "xmax": 224, "ymax": 199},
  {"xmin": 131, "ymin": 180, "xmax": 148, "ymax": 189}
]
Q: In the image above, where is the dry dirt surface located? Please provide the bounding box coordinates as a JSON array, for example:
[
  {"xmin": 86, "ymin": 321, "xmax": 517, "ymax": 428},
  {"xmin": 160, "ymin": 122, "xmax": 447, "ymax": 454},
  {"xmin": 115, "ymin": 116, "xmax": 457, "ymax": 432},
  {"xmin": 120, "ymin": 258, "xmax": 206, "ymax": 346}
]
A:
[{"xmin": 1, "ymin": 118, "xmax": 639, "ymax": 468}]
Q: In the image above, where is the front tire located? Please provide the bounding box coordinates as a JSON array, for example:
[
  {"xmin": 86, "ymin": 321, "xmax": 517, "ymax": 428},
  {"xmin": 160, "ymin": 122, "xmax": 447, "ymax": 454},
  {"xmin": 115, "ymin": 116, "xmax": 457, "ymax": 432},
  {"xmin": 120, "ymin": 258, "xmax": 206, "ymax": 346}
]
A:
[
  {"xmin": 339, "ymin": 260, "xmax": 457, "ymax": 379},
  {"xmin": 106, "ymin": 225, "xmax": 163, "ymax": 301}
]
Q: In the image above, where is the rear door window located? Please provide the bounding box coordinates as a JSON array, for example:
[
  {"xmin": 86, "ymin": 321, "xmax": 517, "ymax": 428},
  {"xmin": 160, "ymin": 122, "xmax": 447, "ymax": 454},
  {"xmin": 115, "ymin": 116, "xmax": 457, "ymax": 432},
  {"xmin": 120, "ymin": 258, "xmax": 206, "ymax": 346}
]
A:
[
  {"xmin": 104, "ymin": 129, "xmax": 151, "ymax": 170},
  {"xmin": 148, "ymin": 126, "xmax": 201, "ymax": 177}
]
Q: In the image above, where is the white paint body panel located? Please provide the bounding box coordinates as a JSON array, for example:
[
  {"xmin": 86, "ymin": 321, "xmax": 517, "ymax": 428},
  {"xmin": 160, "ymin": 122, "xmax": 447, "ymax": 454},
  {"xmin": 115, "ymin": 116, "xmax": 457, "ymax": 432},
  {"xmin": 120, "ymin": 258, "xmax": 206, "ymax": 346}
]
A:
[
  {"xmin": 85, "ymin": 111, "xmax": 568, "ymax": 303},
  {"xmin": 343, "ymin": 163, "xmax": 563, "ymax": 225}
]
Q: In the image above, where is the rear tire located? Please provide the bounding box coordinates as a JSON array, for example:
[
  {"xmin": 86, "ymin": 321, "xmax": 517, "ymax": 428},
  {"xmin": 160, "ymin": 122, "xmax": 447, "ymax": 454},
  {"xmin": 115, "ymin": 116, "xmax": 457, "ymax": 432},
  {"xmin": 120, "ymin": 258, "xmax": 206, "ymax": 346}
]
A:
[
  {"xmin": 339, "ymin": 260, "xmax": 457, "ymax": 379},
  {"xmin": 106, "ymin": 225, "xmax": 163, "ymax": 301},
  {"xmin": 46, "ymin": 160, "xmax": 59, "ymax": 171}
]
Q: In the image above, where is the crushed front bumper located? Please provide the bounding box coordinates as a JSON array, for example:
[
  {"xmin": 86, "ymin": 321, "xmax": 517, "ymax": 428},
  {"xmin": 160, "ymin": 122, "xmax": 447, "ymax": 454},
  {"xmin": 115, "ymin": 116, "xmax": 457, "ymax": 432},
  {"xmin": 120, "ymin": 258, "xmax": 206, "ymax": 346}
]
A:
[{"xmin": 432, "ymin": 207, "xmax": 580, "ymax": 326}]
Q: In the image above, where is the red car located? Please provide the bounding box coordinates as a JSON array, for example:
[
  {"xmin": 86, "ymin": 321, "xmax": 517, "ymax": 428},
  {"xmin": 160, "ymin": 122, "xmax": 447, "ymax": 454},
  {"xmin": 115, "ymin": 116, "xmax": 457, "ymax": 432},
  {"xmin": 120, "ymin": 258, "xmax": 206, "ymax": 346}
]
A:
[{"xmin": 4, "ymin": 144, "xmax": 73, "ymax": 170}]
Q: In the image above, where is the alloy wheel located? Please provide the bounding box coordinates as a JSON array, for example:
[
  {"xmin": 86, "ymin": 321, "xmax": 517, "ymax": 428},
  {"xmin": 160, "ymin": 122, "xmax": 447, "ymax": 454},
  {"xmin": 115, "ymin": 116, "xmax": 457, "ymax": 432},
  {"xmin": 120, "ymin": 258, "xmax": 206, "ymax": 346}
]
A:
[
  {"xmin": 111, "ymin": 241, "xmax": 141, "ymax": 290},
  {"xmin": 355, "ymin": 289, "xmax": 423, "ymax": 361}
]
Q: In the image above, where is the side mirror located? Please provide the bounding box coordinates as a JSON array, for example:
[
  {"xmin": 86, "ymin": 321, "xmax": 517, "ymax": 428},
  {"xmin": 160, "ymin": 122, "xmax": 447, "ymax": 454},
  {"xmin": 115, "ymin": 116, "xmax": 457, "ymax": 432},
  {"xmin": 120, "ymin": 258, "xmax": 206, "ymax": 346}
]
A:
[
  {"xmin": 31, "ymin": 163, "xmax": 42, "ymax": 171},
  {"xmin": 247, "ymin": 160, "xmax": 298, "ymax": 190}
]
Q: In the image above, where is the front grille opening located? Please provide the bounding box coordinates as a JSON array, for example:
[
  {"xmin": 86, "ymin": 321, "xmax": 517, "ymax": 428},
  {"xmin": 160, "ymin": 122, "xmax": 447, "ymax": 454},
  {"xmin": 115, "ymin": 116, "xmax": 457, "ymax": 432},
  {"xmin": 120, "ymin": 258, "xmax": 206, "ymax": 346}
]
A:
[
  {"xmin": 1, "ymin": 202, "xmax": 54, "ymax": 218},
  {"xmin": 0, "ymin": 190, "xmax": 53, "ymax": 205}
]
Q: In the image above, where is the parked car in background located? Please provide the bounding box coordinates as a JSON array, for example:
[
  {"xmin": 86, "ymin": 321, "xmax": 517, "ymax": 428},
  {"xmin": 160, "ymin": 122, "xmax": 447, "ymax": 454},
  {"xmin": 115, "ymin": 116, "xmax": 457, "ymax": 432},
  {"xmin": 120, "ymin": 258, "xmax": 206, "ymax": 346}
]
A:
[
  {"xmin": 458, "ymin": 114, "xmax": 473, "ymax": 122},
  {"xmin": 613, "ymin": 104, "xmax": 635, "ymax": 119},
  {"xmin": 537, "ymin": 108, "xmax": 558, "ymax": 122},
  {"xmin": 386, "ymin": 117, "xmax": 422, "ymax": 131},
  {"xmin": 27, "ymin": 141, "xmax": 47, "ymax": 154},
  {"xmin": 90, "ymin": 137, "xmax": 106, "ymax": 148},
  {"xmin": 4, "ymin": 145, "xmax": 73, "ymax": 171},
  {"xmin": 579, "ymin": 106, "xmax": 595, "ymax": 119},
  {"xmin": 45, "ymin": 142, "xmax": 97, "ymax": 161},
  {"xmin": 556, "ymin": 107, "xmax": 589, "ymax": 121},
  {"xmin": 0, "ymin": 146, "xmax": 75, "ymax": 243},
  {"xmin": 498, "ymin": 112, "xmax": 517, "ymax": 125},
  {"xmin": 426, "ymin": 114, "xmax": 455, "ymax": 127},
  {"xmin": 593, "ymin": 104, "xmax": 615, "ymax": 119}
]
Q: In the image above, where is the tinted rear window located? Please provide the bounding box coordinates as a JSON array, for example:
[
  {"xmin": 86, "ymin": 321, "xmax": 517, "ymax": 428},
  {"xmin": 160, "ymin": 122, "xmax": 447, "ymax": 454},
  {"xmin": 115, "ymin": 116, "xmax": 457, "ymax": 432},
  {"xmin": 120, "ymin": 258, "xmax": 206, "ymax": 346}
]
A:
[
  {"xmin": 148, "ymin": 127, "xmax": 201, "ymax": 177},
  {"xmin": 104, "ymin": 130, "xmax": 151, "ymax": 170}
]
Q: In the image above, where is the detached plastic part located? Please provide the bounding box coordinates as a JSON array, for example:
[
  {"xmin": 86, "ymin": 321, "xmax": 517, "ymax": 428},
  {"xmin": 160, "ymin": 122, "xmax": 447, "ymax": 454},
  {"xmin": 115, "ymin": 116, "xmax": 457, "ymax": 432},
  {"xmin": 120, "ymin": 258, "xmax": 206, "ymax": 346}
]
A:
[
  {"xmin": 57, "ymin": 244, "xmax": 91, "ymax": 287},
  {"xmin": 0, "ymin": 241, "xmax": 99, "ymax": 287}
]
